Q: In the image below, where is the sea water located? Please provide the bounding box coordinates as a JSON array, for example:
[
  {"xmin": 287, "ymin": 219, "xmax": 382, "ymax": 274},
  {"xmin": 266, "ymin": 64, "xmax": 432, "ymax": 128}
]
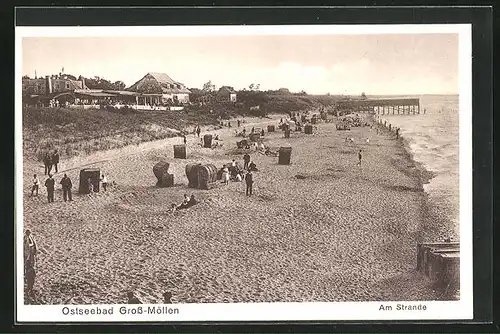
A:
[{"xmin": 381, "ymin": 95, "xmax": 460, "ymax": 238}]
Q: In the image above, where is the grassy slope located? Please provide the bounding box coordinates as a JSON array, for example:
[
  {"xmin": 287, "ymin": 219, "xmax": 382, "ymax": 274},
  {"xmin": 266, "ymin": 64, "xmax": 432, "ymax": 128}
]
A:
[{"xmin": 22, "ymin": 107, "xmax": 218, "ymax": 161}]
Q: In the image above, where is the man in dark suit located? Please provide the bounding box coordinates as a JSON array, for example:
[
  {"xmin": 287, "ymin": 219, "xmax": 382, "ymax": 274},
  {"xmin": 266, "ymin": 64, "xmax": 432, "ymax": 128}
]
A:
[
  {"xmin": 44, "ymin": 174, "xmax": 55, "ymax": 203},
  {"xmin": 52, "ymin": 149, "xmax": 60, "ymax": 173},
  {"xmin": 60, "ymin": 173, "xmax": 73, "ymax": 202},
  {"xmin": 43, "ymin": 152, "xmax": 52, "ymax": 175},
  {"xmin": 243, "ymin": 153, "xmax": 250, "ymax": 170}
]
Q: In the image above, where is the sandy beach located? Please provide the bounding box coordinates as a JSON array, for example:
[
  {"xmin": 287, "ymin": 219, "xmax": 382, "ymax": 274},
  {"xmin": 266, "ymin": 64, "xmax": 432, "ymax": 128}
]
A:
[{"xmin": 22, "ymin": 114, "xmax": 450, "ymax": 304}]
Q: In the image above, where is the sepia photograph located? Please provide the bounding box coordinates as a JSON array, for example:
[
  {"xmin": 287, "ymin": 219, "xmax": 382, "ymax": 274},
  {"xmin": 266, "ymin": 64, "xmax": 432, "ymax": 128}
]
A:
[{"xmin": 15, "ymin": 24, "xmax": 473, "ymax": 322}]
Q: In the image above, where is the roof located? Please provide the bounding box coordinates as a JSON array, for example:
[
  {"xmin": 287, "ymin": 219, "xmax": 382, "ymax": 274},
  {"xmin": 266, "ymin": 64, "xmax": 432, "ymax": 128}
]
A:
[
  {"xmin": 148, "ymin": 72, "xmax": 176, "ymax": 85},
  {"xmin": 103, "ymin": 90, "xmax": 141, "ymax": 96},
  {"xmin": 127, "ymin": 72, "xmax": 191, "ymax": 94},
  {"xmin": 219, "ymin": 86, "xmax": 237, "ymax": 94},
  {"xmin": 74, "ymin": 90, "xmax": 117, "ymax": 97},
  {"xmin": 75, "ymin": 89, "xmax": 103, "ymax": 94}
]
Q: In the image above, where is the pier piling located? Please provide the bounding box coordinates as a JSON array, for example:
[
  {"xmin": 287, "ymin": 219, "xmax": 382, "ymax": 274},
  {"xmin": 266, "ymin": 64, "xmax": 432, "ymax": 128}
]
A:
[{"xmin": 335, "ymin": 98, "xmax": 421, "ymax": 116}]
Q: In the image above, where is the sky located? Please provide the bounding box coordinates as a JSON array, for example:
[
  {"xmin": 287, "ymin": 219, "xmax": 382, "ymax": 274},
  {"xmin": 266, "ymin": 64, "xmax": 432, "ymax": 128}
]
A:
[{"xmin": 22, "ymin": 34, "xmax": 459, "ymax": 95}]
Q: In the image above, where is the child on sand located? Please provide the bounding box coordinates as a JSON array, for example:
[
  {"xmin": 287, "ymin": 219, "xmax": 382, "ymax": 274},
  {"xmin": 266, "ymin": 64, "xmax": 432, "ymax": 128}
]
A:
[
  {"xmin": 87, "ymin": 177, "xmax": 94, "ymax": 195},
  {"xmin": 100, "ymin": 174, "xmax": 108, "ymax": 192},
  {"xmin": 30, "ymin": 174, "xmax": 40, "ymax": 197},
  {"xmin": 222, "ymin": 166, "xmax": 230, "ymax": 185},
  {"xmin": 357, "ymin": 150, "xmax": 362, "ymax": 166}
]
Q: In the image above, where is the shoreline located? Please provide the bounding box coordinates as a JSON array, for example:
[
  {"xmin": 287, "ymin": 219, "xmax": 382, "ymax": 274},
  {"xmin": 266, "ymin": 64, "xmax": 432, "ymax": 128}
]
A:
[
  {"xmin": 21, "ymin": 113, "xmax": 456, "ymax": 304},
  {"xmin": 374, "ymin": 114, "xmax": 458, "ymax": 242}
]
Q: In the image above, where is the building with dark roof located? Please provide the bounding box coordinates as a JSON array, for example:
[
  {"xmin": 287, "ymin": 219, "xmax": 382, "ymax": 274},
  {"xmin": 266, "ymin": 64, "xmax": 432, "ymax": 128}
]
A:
[{"xmin": 217, "ymin": 86, "xmax": 237, "ymax": 102}]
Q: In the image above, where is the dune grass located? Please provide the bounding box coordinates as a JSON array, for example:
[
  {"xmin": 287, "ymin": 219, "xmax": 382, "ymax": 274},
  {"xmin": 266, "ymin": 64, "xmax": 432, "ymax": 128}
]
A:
[{"xmin": 22, "ymin": 107, "xmax": 218, "ymax": 161}]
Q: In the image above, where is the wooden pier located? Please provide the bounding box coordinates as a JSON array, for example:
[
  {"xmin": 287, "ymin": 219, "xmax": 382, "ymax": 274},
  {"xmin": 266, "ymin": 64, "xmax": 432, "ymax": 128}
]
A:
[{"xmin": 335, "ymin": 98, "xmax": 421, "ymax": 115}]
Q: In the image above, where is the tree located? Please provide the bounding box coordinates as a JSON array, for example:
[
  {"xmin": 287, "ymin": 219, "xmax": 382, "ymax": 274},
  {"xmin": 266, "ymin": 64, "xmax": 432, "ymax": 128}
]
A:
[
  {"xmin": 22, "ymin": 75, "xmax": 30, "ymax": 79},
  {"xmin": 202, "ymin": 80, "xmax": 216, "ymax": 92},
  {"xmin": 112, "ymin": 81, "xmax": 126, "ymax": 91},
  {"xmin": 361, "ymin": 92, "xmax": 367, "ymax": 99},
  {"xmin": 248, "ymin": 83, "xmax": 260, "ymax": 91}
]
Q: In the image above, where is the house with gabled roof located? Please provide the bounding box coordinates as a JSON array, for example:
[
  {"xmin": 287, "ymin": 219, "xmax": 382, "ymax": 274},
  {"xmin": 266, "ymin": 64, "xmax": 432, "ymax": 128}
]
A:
[
  {"xmin": 217, "ymin": 86, "xmax": 237, "ymax": 102},
  {"xmin": 127, "ymin": 72, "xmax": 191, "ymax": 105}
]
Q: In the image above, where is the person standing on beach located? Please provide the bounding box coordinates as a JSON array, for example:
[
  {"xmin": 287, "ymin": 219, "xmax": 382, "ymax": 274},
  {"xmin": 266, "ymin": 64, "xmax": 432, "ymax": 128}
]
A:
[
  {"xmin": 243, "ymin": 153, "xmax": 250, "ymax": 170},
  {"xmin": 245, "ymin": 170, "xmax": 254, "ymax": 196},
  {"xmin": 44, "ymin": 174, "xmax": 55, "ymax": 203},
  {"xmin": 222, "ymin": 166, "xmax": 230, "ymax": 185},
  {"xmin": 87, "ymin": 177, "xmax": 94, "ymax": 195},
  {"xmin": 357, "ymin": 150, "xmax": 363, "ymax": 167},
  {"xmin": 183, "ymin": 135, "xmax": 187, "ymax": 145},
  {"xmin": 196, "ymin": 126, "xmax": 201, "ymax": 138},
  {"xmin": 43, "ymin": 152, "xmax": 52, "ymax": 175},
  {"xmin": 396, "ymin": 128, "xmax": 400, "ymax": 139},
  {"xmin": 101, "ymin": 174, "xmax": 108, "ymax": 191},
  {"xmin": 237, "ymin": 119, "xmax": 241, "ymax": 127},
  {"xmin": 52, "ymin": 149, "xmax": 60, "ymax": 173},
  {"xmin": 30, "ymin": 174, "xmax": 40, "ymax": 197},
  {"xmin": 24, "ymin": 229, "xmax": 37, "ymax": 296},
  {"xmin": 60, "ymin": 173, "xmax": 73, "ymax": 202}
]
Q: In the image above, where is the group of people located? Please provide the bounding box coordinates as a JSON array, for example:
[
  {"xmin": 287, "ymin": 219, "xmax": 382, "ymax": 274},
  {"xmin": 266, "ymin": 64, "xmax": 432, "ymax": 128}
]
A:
[
  {"xmin": 31, "ymin": 172, "xmax": 109, "ymax": 203},
  {"xmin": 43, "ymin": 150, "xmax": 60, "ymax": 175},
  {"xmin": 376, "ymin": 118, "xmax": 401, "ymax": 139},
  {"xmin": 86, "ymin": 174, "xmax": 108, "ymax": 195},
  {"xmin": 218, "ymin": 156, "xmax": 256, "ymax": 196}
]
